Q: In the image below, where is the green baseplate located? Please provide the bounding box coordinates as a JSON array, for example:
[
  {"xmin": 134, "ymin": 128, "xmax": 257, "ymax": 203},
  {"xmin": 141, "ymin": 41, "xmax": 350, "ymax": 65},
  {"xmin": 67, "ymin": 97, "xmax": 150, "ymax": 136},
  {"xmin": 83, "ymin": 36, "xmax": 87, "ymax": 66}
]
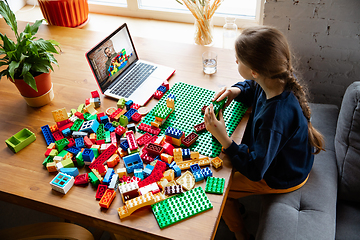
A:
[
  {"xmin": 151, "ymin": 186, "xmax": 213, "ymax": 229},
  {"xmin": 137, "ymin": 82, "xmax": 248, "ymax": 158}
]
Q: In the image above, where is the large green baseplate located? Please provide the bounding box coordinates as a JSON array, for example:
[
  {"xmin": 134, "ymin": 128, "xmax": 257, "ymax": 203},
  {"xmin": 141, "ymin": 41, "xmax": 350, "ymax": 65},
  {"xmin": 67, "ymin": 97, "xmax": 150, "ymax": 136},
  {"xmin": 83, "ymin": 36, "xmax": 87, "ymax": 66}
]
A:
[
  {"xmin": 138, "ymin": 82, "xmax": 247, "ymax": 157},
  {"xmin": 151, "ymin": 186, "xmax": 213, "ymax": 229}
]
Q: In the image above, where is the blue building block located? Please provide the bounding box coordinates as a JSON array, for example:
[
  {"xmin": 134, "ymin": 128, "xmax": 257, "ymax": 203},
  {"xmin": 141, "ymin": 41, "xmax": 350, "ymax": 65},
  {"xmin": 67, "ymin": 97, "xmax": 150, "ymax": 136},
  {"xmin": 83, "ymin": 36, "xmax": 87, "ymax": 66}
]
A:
[
  {"xmin": 123, "ymin": 153, "xmax": 143, "ymax": 173},
  {"xmin": 134, "ymin": 168, "xmax": 144, "ymax": 180},
  {"xmin": 62, "ymin": 128, "xmax": 71, "ymax": 137},
  {"xmin": 165, "ymin": 126, "xmax": 183, "ymax": 139},
  {"xmin": 143, "ymin": 164, "xmax": 154, "ymax": 178},
  {"xmin": 104, "ymin": 122, "xmax": 115, "ymax": 132},
  {"xmin": 170, "ymin": 162, "xmax": 181, "ymax": 177},
  {"xmin": 125, "ymin": 100, "xmax": 133, "ymax": 110},
  {"xmin": 201, "ymin": 167, "xmax": 213, "ymax": 179},
  {"xmin": 190, "ymin": 163, "xmax": 201, "ymax": 174},
  {"xmin": 119, "ymin": 140, "xmax": 129, "ymax": 151},
  {"xmin": 75, "ymin": 137, "xmax": 85, "ymax": 148},
  {"xmin": 50, "ymin": 172, "xmax": 74, "ymax": 194},
  {"xmin": 60, "ymin": 167, "xmax": 79, "ymax": 177},
  {"xmin": 41, "ymin": 125, "xmax": 55, "ymax": 146},
  {"xmin": 100, "ymin": 115, "xmax": 109, "ymax": 124},
  {"xmin": 82, "ymin": 148, "xmax": 94, "ymax": 163},
  {"xmin": 103, "ymin": 168, "xmax": 115, "ymax": 185},
  {"xmin": 157, "ymin": 85, "xmax": 167, "ymax": 93},
  {"xmin": 167, "ymin": 93, "xmax": 176, "ymax": 100},
  {"xmin": 66, "ymin": 146, "xmax": 81, "ymax": 155},
  {"xmin": 182, "ymin": 148, "xmax": 191, "ymax": 159},
  {"xmin": 79, "ymin": 119, "xmax": 99, "ymax": 133},
  {"xmin": 193, "ymin": 171, "xmax": 204, "ymax": 182},
  {"xmin": 124, "ymin": 108, "xmax": 137, "ymax": 121}
]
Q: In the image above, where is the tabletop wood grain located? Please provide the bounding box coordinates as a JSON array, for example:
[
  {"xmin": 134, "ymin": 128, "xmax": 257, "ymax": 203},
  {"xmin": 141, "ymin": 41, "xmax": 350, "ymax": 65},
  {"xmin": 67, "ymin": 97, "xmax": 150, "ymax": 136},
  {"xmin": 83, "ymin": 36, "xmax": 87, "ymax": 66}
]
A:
[{"xmin": 0, "ymin": 19, "xmax": 248, "ymax": 240}]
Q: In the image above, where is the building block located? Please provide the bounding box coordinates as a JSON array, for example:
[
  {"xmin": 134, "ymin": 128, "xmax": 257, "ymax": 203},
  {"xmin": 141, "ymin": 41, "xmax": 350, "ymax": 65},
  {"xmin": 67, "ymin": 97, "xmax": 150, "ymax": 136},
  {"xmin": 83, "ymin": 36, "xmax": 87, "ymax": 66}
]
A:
[
  {"xmin": 50, "ymin": 172, "xmax": 74, "ymax": 194},
  {"xmin": 194, "ymin": 122, "xmax": 206, "ymax": 133},
  {"xmin": 117, "ymin": 192, "xmax": 156, "ymax": 219},
  {"xmin": 74, "ymin": 173, "xmax": 89, "ymax": 185},
  {"xmin": 46, "ymin": 162, "xmax": 57, "ymax": 172},
  {"xmin": 103, "ymin": 168, "xmax": 115, "ymax": 185},
  {"xmin": 95, "ymin": 184, "xmax": 108, "ymax": 200},
  {"xmin": 153, "ymin": 90, "xmax": 164, "ymax": 100},
  {"xmin": 124, "ymin": 108, "xmax": 137, "ymax": 121},
  {"xmin": 137, "ymin": 123, "xmax": 161, "ymax": 135},
  {"xmin": 100, "ymin": 115, "xmax": 109, "ymax": 124},
  {"xmin": 119, "ymin": 140, "xmax": 129, "ymax": 151},
  {"xmin": 6, "ymin": 128, "xmax": 36, "ymax": 153},
  {"xmin": 190, "ymin": 151, "xmax": 199, "ymax": 160},
  {"xmin": 55, "ymin": 138, "xmax": 69, "ymax": 152},
  {"xmin": 88, "ymin": 171, "xmax": 100, "ymax": 187},
  {"xmin": 123, "ymin": 153, "xmax": 143, "ymax": 174},
  {"xmin": 176, "ymin": 170, "xmax": 195, "ymax": 191},
  {"xmin": 139, "ymin": 182, "xmax": 160, "ymax": 196},
  {"xmin": 160, "ymin": 153, "xmax": 173, "ymax": 164},
  {"xmin": 91, "ymin": 90, "xmax": 100, "ymax": 98},
  {"xmin": 190, "ymin": 163, "xmax": 201, "ymax": 174},
  {"xmin": 74, "ymin": 111, "xmax": 84, "ymax": 120},
  {"xmin": 52, "ymin": 107, "xmax": 69, "ymax": 122},
  {"xmin": 119, "ymin": 115, "xmax": 128, "ymax": 127},
  {"xmin": 201, "ymin": 167, "xmax": 213, "ymax": 178},
  {"xmin": 130, "ymin": 103, "xmax": 141, "ymax": 110},
  {"xmin": 74, "ymin": 137, "xmax": 85, "ymax": 148},
  {"xmin": 126, "ymin": 131, "xmax": 138, "ymax": 151},
  {"xmin": 205, "ymin": 177, "xmax": 225, "ymax": 195},
  {"xmin": 72, "ymin": 131, "xmax": 87, "ymax": 138},
  {"xmin": 108, "ymin": 174, "xmax": 119, "ymax": 189},
  {"xmin": 118, "ymin": 181, "xmax": 139, "ymax": 202},
  {"xmin": 134, "ymin": 168, "xmax": 144, "ymax": 180},
  {"xmin": 75, "ymin": 152, "xmax": 85, "ymax": 168},
  {"xmin": 138, "ymin": 161, "xmax": 166, "ymax": 188},
  {"xmin": 99, "ymin": 189, "xmax": 116, "ymax": 208},
  {"xmin": 162, "ymin": 142, "xmax": 174, "ymax": 156},
  {"xmin": 79, "ymin": 119, "xmax": 99, "ymax": 133},
  {"xmin": 165, "ymin": 126, "xmax": 183, "ymax": 139},
  {"xmin": 41, "ymin": 125, "xmax": 55, "ymax": 146},
  {"xmin": 164, "ymin": 185, "xmax": 183, "ymax": 196},
  {"xmin": 131, "ymin": 112, "xmax": 142, "ymax": 122},
  {"xmin": 116, "ymin": 168, "xmax": 127, "ymax": 178},
  {"xmin": 136, "ymin": 133, "xmax": 152, "ymax": 147},
  {"xmin": 182, "ymin": 132, "xmax": 199, "ymax": 148},
  {"xmin": 173, "ymin": 148, "xmax": 183, "ymax": 162},
  {"xmin": 162, "ymin": 80, "xmax": 170, "ymax": 90},
  {"xmin": 182, "ymin": 148, "xmax": 191, "ymax": 159},
  {"xmin": 89, "ymin": 144, "xmax": 117, "ymax": 169},
  {"xmin": 116, "ymin": 98, "xmax": 125, "ymax": 109},
  {"xmin": 49, "ymin": 124, "xmax": 58, "ymax": 133},
  {"xmin": 212, "ymin": 98, "xmax": 226, "ymax": 117},
  {"xmin": 97, "ymin": 164, "xmax": 107, "ymax": 177},
  {"xmin": 70, "ymin": 119, "xmax": 84, "ymax": 132},
  {"xmin": 143, "ymin": 164, "xmax": 154, "ymax": 178},
  {"xmin": 169, "ymin": 162, "xmax": 181, "ymax": 177},
  {"xmin": 107, "ymin": 154, "xmax": 120, "ymax": 168},
  {"xmin": 83, "ymin": 103, "xmax": 98, "ymax": 115},
  {"xmin": 145, "ymin": 143, "xmax": 163, "ymax": 156},
  {"xmin": 115, "ymin": 125, "xmax": 126, "ymax": 136},
  {"xmin": 176, "ymin": 157, "xmax": 211, "ymax": 170},
  {"xmin": 157, "ymin": 177, "xmax": 169, "ymax": 190},
  {"xmin": 125, "ymin": 100, "xmax": 133, "ymax": 110},
  {"xmin": 60, "ymin": 167, "xmax": 79, "ymax": 177},
  {"xmin": 83, "ymin": 136, "xmax": 93, "ymax": 148},
  {"xmin": 211, "ymin": 156, "xmax": 223, "ymax": 168},
  {"xmin": 52, "ymin": 131, "xmax": 64, "ymax": 141},
  {"xmin": 163, "ymin": 169, "xmax": 175, "ymax": 182},
  {"xmin": 151, "ymin": 186, "xmax": 213, "ymax": 229}
]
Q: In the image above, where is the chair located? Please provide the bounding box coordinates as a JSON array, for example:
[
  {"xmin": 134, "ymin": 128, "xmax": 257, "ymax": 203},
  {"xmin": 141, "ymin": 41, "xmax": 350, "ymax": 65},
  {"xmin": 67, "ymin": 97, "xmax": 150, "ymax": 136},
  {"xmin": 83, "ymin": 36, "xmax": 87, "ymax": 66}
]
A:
[{"xmin": 0, "ymin": 222, "xmax": 94, "ymax": 240}]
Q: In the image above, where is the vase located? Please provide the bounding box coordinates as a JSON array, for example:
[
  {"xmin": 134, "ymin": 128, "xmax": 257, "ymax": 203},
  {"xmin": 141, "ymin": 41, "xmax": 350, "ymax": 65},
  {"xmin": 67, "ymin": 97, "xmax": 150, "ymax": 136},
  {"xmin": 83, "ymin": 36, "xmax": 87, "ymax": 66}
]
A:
[
  {"xmin": 12, "ymin": 72, "xmax": 54, "ymax": 107},
  {"xmin": 194, "ymin": 17, "xmax": 214, "ymax": 46}
]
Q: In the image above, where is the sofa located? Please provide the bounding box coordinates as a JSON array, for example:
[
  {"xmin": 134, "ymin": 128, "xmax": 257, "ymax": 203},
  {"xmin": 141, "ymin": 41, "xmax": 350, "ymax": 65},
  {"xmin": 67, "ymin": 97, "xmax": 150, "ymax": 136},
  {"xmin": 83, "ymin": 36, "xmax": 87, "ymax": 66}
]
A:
[{"xmin": 254, "ymin": 81, "xmax": 360, "ymax": 240}]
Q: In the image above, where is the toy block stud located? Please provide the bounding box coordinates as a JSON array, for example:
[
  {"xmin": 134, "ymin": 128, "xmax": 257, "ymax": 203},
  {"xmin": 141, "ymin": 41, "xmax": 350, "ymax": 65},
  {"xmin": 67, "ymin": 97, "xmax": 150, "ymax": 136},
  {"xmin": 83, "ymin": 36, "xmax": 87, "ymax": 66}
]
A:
[
  {"xmin": 211, "ymin": 156, "xmax": 223, "ymax": 169},
  {"xmin": 99, "ymin": 189, "xmax": 116, "ymax": 208},
  {"xmin": 205, "ymin": 177, "xmax": 225, "ymax": 194}
]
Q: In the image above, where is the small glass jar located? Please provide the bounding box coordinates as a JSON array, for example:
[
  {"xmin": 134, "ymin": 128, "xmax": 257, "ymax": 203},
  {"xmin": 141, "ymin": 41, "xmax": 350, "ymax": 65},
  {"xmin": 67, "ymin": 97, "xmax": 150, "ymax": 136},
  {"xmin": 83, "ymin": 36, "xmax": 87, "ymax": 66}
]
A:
[{"xmin": 223, "ymin": 16, "xmax": 238, "ymax": 49}]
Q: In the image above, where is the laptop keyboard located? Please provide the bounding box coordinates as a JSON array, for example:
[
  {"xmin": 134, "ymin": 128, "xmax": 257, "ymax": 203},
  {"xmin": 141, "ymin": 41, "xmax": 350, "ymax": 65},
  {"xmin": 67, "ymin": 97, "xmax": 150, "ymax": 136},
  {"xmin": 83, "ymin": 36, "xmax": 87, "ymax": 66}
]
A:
[{"xmin": 110, "ymin": 63, "xmax": 157, "ymax": 98}]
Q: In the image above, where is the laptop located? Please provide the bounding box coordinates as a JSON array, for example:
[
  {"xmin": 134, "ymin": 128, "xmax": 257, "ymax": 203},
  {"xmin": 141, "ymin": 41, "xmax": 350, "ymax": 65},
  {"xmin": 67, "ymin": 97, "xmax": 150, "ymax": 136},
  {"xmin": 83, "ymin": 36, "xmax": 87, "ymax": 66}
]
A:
[{"xmin": 86, "ymin": 23, "xmax": 175, "ymax": 106}]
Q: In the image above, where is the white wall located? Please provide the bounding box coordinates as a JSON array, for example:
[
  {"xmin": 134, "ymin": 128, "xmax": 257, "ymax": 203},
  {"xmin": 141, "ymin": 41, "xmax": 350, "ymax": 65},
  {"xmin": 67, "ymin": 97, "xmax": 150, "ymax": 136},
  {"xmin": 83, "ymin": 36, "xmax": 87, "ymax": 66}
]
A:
[
  {"xmin": 263, "ymin": 0, "xmax": 360, "ymax": 106},
  {"xmin": 8, "ymin": 0, "xmax": 26, "ymax": 12}
]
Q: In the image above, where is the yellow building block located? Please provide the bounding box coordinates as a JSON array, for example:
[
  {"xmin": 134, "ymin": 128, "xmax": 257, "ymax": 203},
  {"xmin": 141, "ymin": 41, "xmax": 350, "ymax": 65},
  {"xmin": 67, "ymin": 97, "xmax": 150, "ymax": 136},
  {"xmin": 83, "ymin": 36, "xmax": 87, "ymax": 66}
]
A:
[
  {"xmin": 173, "ymin": 148, "xmax": 183, "ymax": 162},
  {"xmin": 46, "ymin": 162, "xmax": 57, "ymax": 172},
  {"xmin": 157, "ymin": 178, "xmax": 169, "ymax": 190},
  {"xmin": 160, "ymin": 153, "xmax": 173, "ymax": 164},
  {"xmin": 166, "ymin": 98, "xmax": 174, "ymax": 109},
  {"xmin": 117, "ymin": 192, "xmax": 156, "ymax": 219},
  {"xmin": 83, "ymin": 103, "xmax": 98, "ymax": 115},
  {"xmin": 116, "ymin": 168, "xmax": 127, "ymax": 178},
  {"xmin": 176, "ymin": 157, "xmax": 211, "ymax": 170},
  {"xmin": 211, "ymin": 157, "xmax": 223, "ymax": 169},
  {"xmin": 91, "ymin": 168, "xmax": 103, "ymax": 183},
  {"xmin": 190, "ymin": 151, "xmax": 199, "ymax": 160},
  {"xmin": 52, "ymin": 107, "xmax": 68, "ymax": 122},
  {"xmin": 171, "ymin": 137, "xmax": 182, "ymax": 147},
  {"xmin": 176, "ymin": 170, "xmax": 195, "ymax": 191},
  {"xmin": 163, "ymin": 169, "xmax": 175, "ymax": 182},
  {"xmin": 47, "ymin": 142, "xmax": 56, "ymax": 149}
]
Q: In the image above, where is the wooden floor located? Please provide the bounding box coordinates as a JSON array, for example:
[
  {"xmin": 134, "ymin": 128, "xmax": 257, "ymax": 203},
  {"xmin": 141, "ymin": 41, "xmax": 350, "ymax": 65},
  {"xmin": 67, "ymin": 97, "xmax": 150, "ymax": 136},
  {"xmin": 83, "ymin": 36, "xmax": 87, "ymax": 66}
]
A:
[{"xmin": 16, "ymin": 5, "xmax": 227, "ymax": 48}]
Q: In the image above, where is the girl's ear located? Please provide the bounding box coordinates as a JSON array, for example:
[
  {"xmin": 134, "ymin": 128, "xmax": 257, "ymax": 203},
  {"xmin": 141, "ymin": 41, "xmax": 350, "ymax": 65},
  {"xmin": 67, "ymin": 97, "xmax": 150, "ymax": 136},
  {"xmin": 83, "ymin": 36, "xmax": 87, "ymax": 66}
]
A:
[{"xmin": 251, "ymin": 70, "xmax": 259, "ymax": 79}]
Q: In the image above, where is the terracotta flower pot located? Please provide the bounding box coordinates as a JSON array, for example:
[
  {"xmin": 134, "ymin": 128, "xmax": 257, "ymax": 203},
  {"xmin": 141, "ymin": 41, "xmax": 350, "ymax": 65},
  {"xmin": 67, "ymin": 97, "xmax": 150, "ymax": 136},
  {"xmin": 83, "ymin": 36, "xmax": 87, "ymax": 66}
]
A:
[{"xmin": 12, "ymin": 72, "xmax": 54, "ymax": 107}]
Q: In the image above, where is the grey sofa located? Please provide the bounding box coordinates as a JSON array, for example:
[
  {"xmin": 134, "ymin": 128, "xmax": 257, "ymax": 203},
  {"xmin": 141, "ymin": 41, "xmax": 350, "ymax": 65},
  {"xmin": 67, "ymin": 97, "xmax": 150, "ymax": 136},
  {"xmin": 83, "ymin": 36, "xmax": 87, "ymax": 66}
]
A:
[{"xmin": 255, "ymin": 81, "xmax": 360, "ymax": 240}]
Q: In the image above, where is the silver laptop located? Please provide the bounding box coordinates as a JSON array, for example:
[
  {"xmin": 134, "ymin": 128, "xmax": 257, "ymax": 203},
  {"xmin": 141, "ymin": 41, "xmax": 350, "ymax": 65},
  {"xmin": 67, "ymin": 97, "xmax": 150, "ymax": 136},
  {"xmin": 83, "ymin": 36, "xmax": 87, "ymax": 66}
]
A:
[{"xmin": 86, "ymin": 23, "xmax": 175, "ymax": 106}]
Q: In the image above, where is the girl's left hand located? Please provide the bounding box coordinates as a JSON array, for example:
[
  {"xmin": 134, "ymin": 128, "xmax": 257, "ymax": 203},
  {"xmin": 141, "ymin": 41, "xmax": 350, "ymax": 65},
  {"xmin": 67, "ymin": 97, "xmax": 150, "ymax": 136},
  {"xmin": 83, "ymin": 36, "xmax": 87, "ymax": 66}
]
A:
[{"xmin": 204, "ymin": 104, "xmax": 232, "ymax": 148}]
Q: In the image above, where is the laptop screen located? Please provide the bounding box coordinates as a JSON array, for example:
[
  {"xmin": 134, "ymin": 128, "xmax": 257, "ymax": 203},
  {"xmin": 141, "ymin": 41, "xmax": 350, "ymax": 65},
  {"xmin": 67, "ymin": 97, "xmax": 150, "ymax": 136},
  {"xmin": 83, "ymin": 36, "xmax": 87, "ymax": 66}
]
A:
[{"xmin": 86, "ymin": 24, "xmax": 138, "ymax": 93}]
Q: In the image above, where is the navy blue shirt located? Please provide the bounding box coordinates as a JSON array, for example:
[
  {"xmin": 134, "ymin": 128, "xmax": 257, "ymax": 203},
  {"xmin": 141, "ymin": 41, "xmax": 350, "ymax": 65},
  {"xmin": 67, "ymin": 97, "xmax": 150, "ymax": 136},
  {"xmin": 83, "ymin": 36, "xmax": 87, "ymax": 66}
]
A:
[{"xmin": 225, "ymin": 80, "xmax": 313, "ymax": 189}]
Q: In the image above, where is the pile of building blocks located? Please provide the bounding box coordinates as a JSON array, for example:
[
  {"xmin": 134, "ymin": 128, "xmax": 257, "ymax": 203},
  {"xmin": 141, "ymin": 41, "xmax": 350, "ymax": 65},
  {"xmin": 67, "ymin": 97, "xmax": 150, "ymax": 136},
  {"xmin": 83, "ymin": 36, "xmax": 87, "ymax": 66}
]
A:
[{"xmin": 38, "ymin": 83, "xmax": 242, "ymax": 227}]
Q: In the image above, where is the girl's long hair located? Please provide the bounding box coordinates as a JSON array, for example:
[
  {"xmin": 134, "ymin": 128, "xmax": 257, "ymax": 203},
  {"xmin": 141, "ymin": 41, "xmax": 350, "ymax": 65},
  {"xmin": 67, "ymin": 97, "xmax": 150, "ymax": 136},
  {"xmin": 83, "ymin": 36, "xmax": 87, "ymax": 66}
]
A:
[{"xmin": 235, "ymin": 26, "xmax": 324, "ymax": 154}]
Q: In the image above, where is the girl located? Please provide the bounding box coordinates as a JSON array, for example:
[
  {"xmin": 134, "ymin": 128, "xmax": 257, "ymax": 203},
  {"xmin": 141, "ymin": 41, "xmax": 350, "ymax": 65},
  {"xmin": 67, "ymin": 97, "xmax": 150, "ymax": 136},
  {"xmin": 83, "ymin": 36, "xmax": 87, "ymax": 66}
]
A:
[{"xmin": 204, "ymin": 26, "xmax": 324, "ymax": 240}]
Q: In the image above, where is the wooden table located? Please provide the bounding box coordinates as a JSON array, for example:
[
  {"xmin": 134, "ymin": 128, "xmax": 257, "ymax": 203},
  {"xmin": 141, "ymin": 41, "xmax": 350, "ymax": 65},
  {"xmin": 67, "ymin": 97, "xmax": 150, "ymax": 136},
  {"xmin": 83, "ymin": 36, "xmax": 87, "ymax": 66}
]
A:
[{"xmin": 0, "ymin": 19, "xmax": 248, "ymax": 240}]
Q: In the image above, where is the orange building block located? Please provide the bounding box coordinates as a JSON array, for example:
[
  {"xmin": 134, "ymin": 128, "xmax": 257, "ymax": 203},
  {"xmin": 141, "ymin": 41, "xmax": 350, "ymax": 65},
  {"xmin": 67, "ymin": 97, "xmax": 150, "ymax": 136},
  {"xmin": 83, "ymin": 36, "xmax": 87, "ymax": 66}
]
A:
[
  {"xmin": 211, "ymin": 157, "xmax": 223, "ymax": 169},
  {"xmin": 107, "ymin": 154, "xmax": 120, "ymax": 168},
  {"xmin": 163, "ymin": 169, "xmax": 175, "ymax": 182},
  {"xmin": 46, "ymin": 162, "xmax": 57, "ymax": 172},
  {"xmin": 160, "ymin": 153, "xmax": 173, "ymax": 164},
  {"xmin": 99, "ymin": 189, "xmax": 116, "ymax": 208}
]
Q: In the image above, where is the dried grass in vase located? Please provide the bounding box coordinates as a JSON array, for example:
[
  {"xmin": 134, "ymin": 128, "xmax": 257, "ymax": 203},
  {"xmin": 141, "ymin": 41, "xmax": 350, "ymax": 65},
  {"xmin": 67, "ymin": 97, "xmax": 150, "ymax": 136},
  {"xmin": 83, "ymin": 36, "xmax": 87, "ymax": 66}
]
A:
[{"xmin": 177, "ymin": 0, "xmax": 223, "ymax": 46}]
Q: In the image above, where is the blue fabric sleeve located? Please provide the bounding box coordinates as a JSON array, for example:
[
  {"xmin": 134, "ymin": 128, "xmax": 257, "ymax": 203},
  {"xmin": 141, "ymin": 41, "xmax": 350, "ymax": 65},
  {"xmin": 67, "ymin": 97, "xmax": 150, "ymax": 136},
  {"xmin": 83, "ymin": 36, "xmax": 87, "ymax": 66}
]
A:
[
  {"xmin": 224, "ymin": 128, "xmax": 283, "ymax": 181},
  {"xmin": 232, "ymin": 80, "xmax": 257, "ymax": 107}
]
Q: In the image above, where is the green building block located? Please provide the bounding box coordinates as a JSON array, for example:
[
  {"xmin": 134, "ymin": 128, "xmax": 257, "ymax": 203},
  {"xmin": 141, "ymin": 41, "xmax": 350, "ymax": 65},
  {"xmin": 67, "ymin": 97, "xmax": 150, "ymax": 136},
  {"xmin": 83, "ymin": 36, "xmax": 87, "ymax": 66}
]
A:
[
  {"xmin": 138, "ymin": 82, "xmax": 247, "ymax": 157},
  {"xmin": 49, "ymin": 149, "xmax": 58, "ymax": 158},
  {"xmin": 76, "ymin": 152, "xmax": 85, "ymax": 168},
  {"xmin": 153, "ymin": 105, "xmax": 172, "ymax": 119},
  {"xmin": 5, "ymin": 128, "xmax": 36, "ymax": 153},
  {"xmin": 151, "ymin": 186, "xmax": 213, "ymax": 229},
  {"xmin": 205, "ymin": 177, "xmax": 225, "ymax": 194},
  {"xmin": 212, "ymin": 98, "xmax": 226, "ymax": 117},
  {"xmin": 61, "ymin": 158, "xmax": 74, "ymax": 168},
  {"xmin": 58, "ymin": 150, "xmax": 69, "ymax": 158},
  {"xmin": 71, "ymin": 119, "xmax": 84, "ymax": 132},
  {"xmin": 112, "ymin": 121, "xmax": 120, "ymax": 127},
  {"xmin": 117, "ymin": 98, "xmax": 126, "ymax": 109},
  {"xmin": 42, "ymin": 156, "xmax": 53, "ymax": 167},
  {"xmin": 77, "ymin": 103, "xmax": 85, "ymax": 113},
  {"xmin": 119, "ymin": 115, "xmax": 128, "ymax": 127},
  {"xmin": 55, "ymin": 138, "xmax": 69, "ymax": 152},
  {"xmin": 87, "ymin": 114, "xmax": 97, "ymax": 121},
  {"xmin": 105, "ymin": 131, "xmax": 111, "ymax": 143},
  {"xmin": 83, "ymin": 112, "xmax": 91, "ymax": 121},
  {"xmin": 88, "ymin": 172, "xmax": 99, "ymax": 187}
]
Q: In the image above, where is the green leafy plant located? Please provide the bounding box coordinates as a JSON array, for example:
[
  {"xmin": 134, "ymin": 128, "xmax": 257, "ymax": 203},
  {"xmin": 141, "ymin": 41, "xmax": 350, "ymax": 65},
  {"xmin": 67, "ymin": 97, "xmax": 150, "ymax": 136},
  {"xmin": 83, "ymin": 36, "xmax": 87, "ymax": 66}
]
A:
[{"xmin": 0, "ymin": 0, "xmax": 60, "ymax": 91}]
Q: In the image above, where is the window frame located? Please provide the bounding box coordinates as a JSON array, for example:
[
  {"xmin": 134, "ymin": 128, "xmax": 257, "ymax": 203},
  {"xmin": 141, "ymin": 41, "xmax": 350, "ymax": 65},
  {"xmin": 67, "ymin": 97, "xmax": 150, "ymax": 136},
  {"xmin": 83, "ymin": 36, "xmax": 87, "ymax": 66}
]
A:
[{"xmin": 88, "ymin": 0, "xmax": 265, "ymax": 27}]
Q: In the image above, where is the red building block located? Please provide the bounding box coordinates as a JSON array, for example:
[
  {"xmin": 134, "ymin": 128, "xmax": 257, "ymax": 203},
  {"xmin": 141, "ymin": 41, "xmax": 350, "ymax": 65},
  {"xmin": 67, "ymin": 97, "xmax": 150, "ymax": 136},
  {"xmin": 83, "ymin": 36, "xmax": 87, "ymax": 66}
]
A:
[
  {"xmin": 126, "ymin": 131, "xmax": 138, "ymax": 151},
  {"xmin": 84, "ymin": 136, "xmax": 93, "ymax": 148},
  {"xmin": 131, "ymin": 112, "xmax": 142, "ymax": 122},
  {"xmin": 89, "ymin": 144, "xmax": 117, "ymax": 169},
  {"xmin": 115, "ymin": 126, "xmax": 126, "ymax": 136},
  {"xmin": 182, "ymin": 132, "xmax": 199, "ymax": 147},
  {"xmin": 67, "ymin": 137, "xmax": 75, "ymax": 148},
  {"xmin": 145, "ymin": 143, "xmax": 164, "ymax": 156},
  {"xmin": 97, "ymin": 164, "xmax": 107, "ymax": 176},
  {"xmin": 110, "ymin": 132, "xmax": 117, "ymax": 146},
  {"xmin": 110, "ymin": 108, "xmax": 124, "ymax": 122},
  {"xmin": 74, "ymin": 173, "xmax": 89, "ymax": 185},
  {"xmin": 97, "ymin": 112, "xmax": 106, "ymax": 122},
  {"xmin": 52, "ymin": 131, "xmax": 64, "ymax": 141},
  {"xmin": 138, "ymin": 123, "xmax": 161, "ymax": 135},
  {"xmin": 136, "ymin": 133, "xmax": 152, "ymax": 146},
  {"xmin": 91, "ymin": 90, "xmax": 100, "ymax": 98},
  {"xmin": 96, "ymin": 184, "xmax": 108, "ymax": 200},
  {"xmin": 153, "ymin": 90, "xmax": 164, "ymax": 100},
  {"xmin": 140, "ymin": 150, "xmax": 156, "ymax": 164},
  {"xmin": 162, "ymin": 142, "xmax": 175, "ymax": 156},
  {"xmin": 194, "ymin": 122, "xmax": 206, "ymax": 133},
  {"xmin": 162, "ymin": 80, "xmax": 169, "ymax": 90},
  {"xmin": 130, "ymin": 103, "xmax": 141, "ymax": 110},
  {"xmin": 74, "ymin": 111, "xmax": 84, "ymax": 120}
]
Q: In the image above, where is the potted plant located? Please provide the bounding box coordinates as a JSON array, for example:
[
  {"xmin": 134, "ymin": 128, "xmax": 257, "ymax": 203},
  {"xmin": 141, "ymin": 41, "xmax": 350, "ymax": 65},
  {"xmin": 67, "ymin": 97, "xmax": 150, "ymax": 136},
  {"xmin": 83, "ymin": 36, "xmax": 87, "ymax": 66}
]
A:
[{"xmin": 0, "ymin": 0, "xmax": 60, "ymax": 107}]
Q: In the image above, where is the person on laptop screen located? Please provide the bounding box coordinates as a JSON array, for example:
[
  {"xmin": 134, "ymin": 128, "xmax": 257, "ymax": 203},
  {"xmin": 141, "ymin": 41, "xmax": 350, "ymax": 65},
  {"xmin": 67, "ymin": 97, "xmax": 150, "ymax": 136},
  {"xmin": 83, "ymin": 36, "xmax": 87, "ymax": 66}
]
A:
[{"xmin": 104, "ymin": 47, "xmax": 118, "ymax": 72}]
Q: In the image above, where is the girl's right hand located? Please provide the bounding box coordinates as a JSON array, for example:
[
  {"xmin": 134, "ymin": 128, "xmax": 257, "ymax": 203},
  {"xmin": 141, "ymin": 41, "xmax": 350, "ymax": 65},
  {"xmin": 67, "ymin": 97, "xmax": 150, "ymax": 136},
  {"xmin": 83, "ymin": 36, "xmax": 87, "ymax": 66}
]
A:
[{"xmin": 213, "ymin": 86, "xmax": 241, "ymax": 108}]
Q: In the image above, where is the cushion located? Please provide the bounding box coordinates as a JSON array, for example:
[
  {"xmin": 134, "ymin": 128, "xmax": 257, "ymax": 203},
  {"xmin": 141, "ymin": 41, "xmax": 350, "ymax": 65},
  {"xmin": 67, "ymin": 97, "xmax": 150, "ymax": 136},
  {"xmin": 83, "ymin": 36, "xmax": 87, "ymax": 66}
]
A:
[
  {"xmin": 335, "ymin": 81, "xmax": 360, "ymax": 202},
  {"xmin": 335, "ymin": 200, "xmax": 360, "ymax": 240}
]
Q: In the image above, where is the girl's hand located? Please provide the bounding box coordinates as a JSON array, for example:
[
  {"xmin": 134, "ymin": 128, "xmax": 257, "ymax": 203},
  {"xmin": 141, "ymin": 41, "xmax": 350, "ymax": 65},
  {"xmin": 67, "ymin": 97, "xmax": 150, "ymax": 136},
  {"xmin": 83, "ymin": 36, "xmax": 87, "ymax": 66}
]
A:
[
  {"xmin": 213, "ymin": 86, "xmax": 241, "ymax": 108},
  {"xmin": 204, "ymin": 104, "xmax": 232, "ymax": 149}
]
